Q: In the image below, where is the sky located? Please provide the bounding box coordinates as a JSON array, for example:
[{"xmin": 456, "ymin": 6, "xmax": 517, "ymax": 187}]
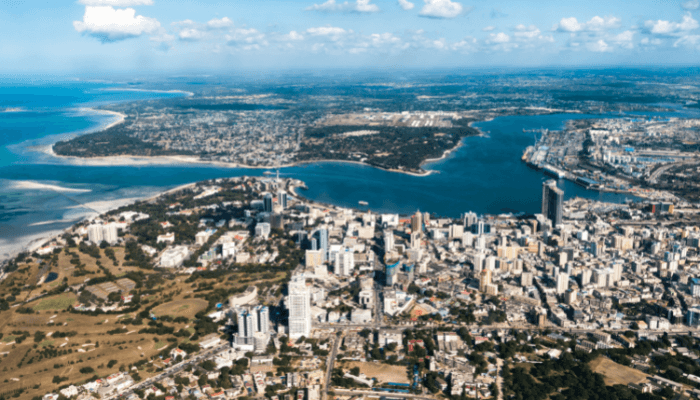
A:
[{"xmin": 2, "ymin": 0, "xmax": 700, "ymax": 74}]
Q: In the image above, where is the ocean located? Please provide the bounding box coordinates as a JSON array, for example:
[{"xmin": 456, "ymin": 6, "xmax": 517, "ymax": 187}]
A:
[{"xmin": 0, "ymin": 81, "xmax": 669, "ymax": 261}]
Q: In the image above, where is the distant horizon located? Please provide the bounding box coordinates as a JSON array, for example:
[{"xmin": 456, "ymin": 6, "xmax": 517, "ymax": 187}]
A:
[
  {"xmin": 5, "ymin": 65, "xmax": 700, "ymax": 81},
  {"xmin": 4, "ymin": 0, "xmax": 700, "ymax": 73}
]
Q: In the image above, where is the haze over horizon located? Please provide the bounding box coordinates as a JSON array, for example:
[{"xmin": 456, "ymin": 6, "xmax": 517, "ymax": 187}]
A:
[{"xmin": 3, "ymin": 0, "xmax": 700, "ymax": 74}]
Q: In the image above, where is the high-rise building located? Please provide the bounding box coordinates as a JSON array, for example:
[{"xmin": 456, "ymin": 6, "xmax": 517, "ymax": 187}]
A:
[
  {"xmin": 542, "ymin": 180, "xmax": 564, "ymax": 227},
  {"xmin": 314, "ymin": 228, "xmax": 329, "ymax": 262},
  {"xmin": 263, "ymin": 193, "xmax": 274, "ymax": 213},
  {"xmin": 236, "ymin": 305, "xmax": 270, "ymax": 340},
  {"xmin": 334, "ymin": 247, "xmax": 354, "ymax": 276},
  {"xmin": 277, "ymin": 191, "xmax": 288, "ymax": 209},
  {"xmin": 471, "ymin": 220, "xmax": 492, "ymax": 236},
  {"xmin": 463, "ymin": 212, "xmax": 478, "ymax": 229},
  {"xmin": 287, "ymin": 275, "xmax": 311, "ymax": 339},
  {"xmin": 271, "ymin": 213, "xmax": 285, "ymax": 230},
  {"xmin": 386, "ymin": 261, "xmax": 400, "ymax": 286},
  {"xmin": 384, "ymin": 230, "xmax": 395, "ymax": 252},
  {"xmin": 479, "ymin": 269, "xmax": 492, "ymax": 292},
  {"xmin": 556, "ymin": 272, "xmax": 569, "ymax": 294},
  {"xmin": 485, "ymin": 256, "xmax": 497, "ymax": 271},
  {"xmin": 88, "ymin": 223, "xmax": 118, "ymax": 245},
  {"xmin": 472, "ymin": 252, "xmax": 485, "ymax": 273},
  {"xmin": 692, "ymin": 278, "xmax": 700, "ymax": 298},
  {"xmin": 410, "ymin": 231, "xmax": 421, "ymax": 250},
  {"xmin": 88, "ymin": 224, "xmax": 104, "ymax": 244},
  {"xmin": 411, "ymin": 211, "xmax": 422, "ymax": 233},
  {"xmin": 521, "ymin": 272, "xmax": 533, "ymax": 287}
]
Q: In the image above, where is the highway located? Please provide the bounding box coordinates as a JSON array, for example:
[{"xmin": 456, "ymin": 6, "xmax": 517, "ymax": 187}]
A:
[
  {"xmin": 333, "ymin": 388, "xmax": 435, "ymax": 400},
  {"xmin": 105, "ymin": 343, "xmax": 230, "ymax": 400}
]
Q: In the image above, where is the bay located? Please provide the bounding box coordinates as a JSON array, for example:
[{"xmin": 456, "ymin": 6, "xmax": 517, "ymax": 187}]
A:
[{"xmin": 0, "ymin": 82, "xmax": 666, "ymax": 260}]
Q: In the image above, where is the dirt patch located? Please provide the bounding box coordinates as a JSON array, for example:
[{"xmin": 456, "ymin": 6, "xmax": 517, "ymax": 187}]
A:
[
  {"xmin": 342, "ymin": 361, "xmax": 410, "ymax": 384},
  {"xmin": 590, "ymin": 356, "xmax": 649, "ymax": 386}
]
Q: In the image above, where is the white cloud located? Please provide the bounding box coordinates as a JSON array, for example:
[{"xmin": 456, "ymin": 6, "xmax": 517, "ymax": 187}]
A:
[
  {"xmin": 306, "ymin": 26, "xmax": 349, "ymax": 41},
  {"xmin": 482, "ymin": 26, "xmax": 495, "ymax": 32},
  {"xmin": 178, "ymin": 28, "xmax": 205, "ymax": 41},
  {"xmin": 555, "ymin": 15, "xmax": 620, "ymax": 32},
  {"xmin": 587, "ymin": 39, "xmax": 611, "ymax": 52},
  {"xmin": 306, "ymin": 0, "xmax": 380, "ymax": 13},
  {"xmin": 682, "ymin": 0, "xmax": 700, "ymax": 10},
  {"xmin": 419, "ymin": 0, "xmax": 466, "ymax": 19},
  {"xmin": 206, "ymin": 17, "xmax": 233, "ymax": 29},
  {"xmin": 226, "ymin": 28, "xmax": 268, "ymax": 50},
  {"xmin": 283, "ymin": 31, "xmax": 305, "ymax": 41},
  {"xmin": 485, "ymin": 32, "xmax": 518, "ymax": 51},
  {"xmin": 398, "ymin": 0, "xmax": 415, "ymax": 10},
  {"xmin": 78, "ymin": 0, "xmax": 153, "ymax": 5},
  {"xmin": 486, "ymin": 32, "xmax": 510, "ymax": 44},
  {"xmin": 674, "ymin": 34, "xmax": 700, "ymax": 48},
  {"xmin": 451, "ymin": 36, "xmax": 477, "ymax": 52},
  {"xmin": 513, "ymin": 24, "xmax": 540, "ymax": 40},
  {"xmin": 73, "ymin": 6, "xmax": 160, "ymax": 42},
  {"xmin": 644, "ymin": 13, "xmax": 699, "ymax": 36},
  {"xmin": 610, "ymin": 30, "xmax": 634, "ymax": 49}
]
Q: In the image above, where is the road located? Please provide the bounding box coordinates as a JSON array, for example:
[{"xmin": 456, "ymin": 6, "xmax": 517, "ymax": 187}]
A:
[
  {"xmin": 105, "ymin": 343, "xmax": 230, "ymax": 400},
  {"xmin": 649, "ymin": 159, "xmax": 698, "ymax": 183},
  {"xmin": 324, "ymin": 334, "xmax": 342, "ymax": 400},
  {"xmin": 333, "ymin": 389, "xmax": 435, "ymax": 400}
]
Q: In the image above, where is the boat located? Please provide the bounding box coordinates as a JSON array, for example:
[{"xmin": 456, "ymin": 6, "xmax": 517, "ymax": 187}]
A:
[{"xmin": 358, "ymin": 201, "xmax": 369, "ymax": 206}]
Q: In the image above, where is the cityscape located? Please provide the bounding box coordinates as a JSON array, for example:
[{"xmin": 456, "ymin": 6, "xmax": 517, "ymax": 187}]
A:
[{"xmin": 5, "ymin": 1, "xmax": 700, "ymax": 400}]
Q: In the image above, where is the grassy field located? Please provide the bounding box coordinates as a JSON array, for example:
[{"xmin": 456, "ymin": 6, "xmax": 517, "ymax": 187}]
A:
[
  {"xmin": 0, "ymin": 252, "xmax": 287, "ymax": 400},
  {"xmin": 590, "ymin": 356, "xmax": 649, "ymax": 386},
  {"xmin": 342, "ymin": 361, "xmax": 410, "ymax": 384},
  {"xmin": 32, "ymin": 293, "xmax": 77, "ymax": 311},
  {"xmin": 151, "ymin": 299, "xmax": 208, "ymax": 318}
]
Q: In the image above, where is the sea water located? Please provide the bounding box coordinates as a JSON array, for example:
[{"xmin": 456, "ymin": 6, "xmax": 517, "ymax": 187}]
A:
[{"xmin": 0, "ymin": 81, "xmax": 677, "ymax": 260}]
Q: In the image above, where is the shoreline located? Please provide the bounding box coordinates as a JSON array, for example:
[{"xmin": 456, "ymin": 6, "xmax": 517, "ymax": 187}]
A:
[
  {"xmin": 44, "ymin": 149, "xmax": 440, "ymax": 178},
  {"xmin": 97, "ymin": 88, "xmax": 195, "ymax": 97}
]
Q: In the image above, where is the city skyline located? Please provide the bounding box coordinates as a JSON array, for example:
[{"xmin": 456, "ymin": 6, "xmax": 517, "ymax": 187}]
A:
[{"xmin": 4, "ymin": 0, "xmax": 700, "ymax": 74}]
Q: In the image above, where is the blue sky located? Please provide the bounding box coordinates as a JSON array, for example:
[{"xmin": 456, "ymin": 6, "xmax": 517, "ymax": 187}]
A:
[{"xmin": 1, "ymin": 0, "xmax": 700, "ymax": 73}]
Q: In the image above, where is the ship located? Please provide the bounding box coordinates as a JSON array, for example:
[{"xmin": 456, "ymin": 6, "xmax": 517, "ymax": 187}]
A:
[{"xmin": 358, "ymin": 201, "xmax": 369, "ymax": 206}]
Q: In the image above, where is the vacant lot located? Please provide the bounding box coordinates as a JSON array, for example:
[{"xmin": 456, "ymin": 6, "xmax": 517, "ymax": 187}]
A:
[
  {"xmin": 151, "ymin": 298, "xmax": 208, "ymax": 318},
  {"xmin": 342, "ymin": 361, "xmax": 410, "ymax": 384},
  {"xmin": 590, "ymin": 356, "xmax": 649, "ymax": 386},
  {"xmin": 32, "ymin": 293, "xmax": 77, "ymax": 311}
]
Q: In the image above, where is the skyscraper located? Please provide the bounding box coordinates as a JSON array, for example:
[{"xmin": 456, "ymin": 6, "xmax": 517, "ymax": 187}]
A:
[
  {"xmin": 384, "ymin": 230, "xmax": 394, "ymax": 252},
  {"xmin": 542, "ymin": 180, "xmax": 564, "ymax": 227},
  {"xmin": 334, "ymin": 247, "xmax": 354, "ymax": 276},
  {"xmin": 263, "ymin": 193, "xmax": 274, "ymax": 213},
  {"xmin": 236, "ymin": 305, "xmax": 270, "ymax": 345},
  {"xmin": 318, "ymin": 228, "xmax": 329, "ymax": 262},
  {"xmin": 463, "ymin": 212, "xmax": 478, "ymax": 229},
  {"xmin": 411, "ymin": 211, "xmax": 422, "ymax": 233},
  {"xmin": 287, "ymin": 275, "xmax": 311, "ymax": 338},
  {"xmin": 479, "ymin": 269, "xmax": 492, "ymax": 293},
  {"xmin": 556, "ymin": 272, "xmax": 569, "ymax": 294},
  {"xmin": 277, "ymin": 191, "xmax": 288, "ymax": 209}
]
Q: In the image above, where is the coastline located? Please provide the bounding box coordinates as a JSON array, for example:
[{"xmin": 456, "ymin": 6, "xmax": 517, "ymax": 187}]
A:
[
  {"xmin": 97, "ymin": 88, "xmax": 195, "ymax": 97},
  {"xmin": 44, "ymin": 148, "xmax": 439, "ymax": 178}
]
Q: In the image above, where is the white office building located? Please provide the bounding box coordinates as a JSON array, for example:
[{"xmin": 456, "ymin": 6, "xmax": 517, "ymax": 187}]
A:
[
  {"xmin": 334, "ymin": 247, "xmax": 354, "ymax": 276},
  {"xmin": 88, "ymin": 223, "xmax": 118, "ymax": 245},
  {"xmin": 287, "ymin": 274, "xmax": 312, "ymax": 339}
]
